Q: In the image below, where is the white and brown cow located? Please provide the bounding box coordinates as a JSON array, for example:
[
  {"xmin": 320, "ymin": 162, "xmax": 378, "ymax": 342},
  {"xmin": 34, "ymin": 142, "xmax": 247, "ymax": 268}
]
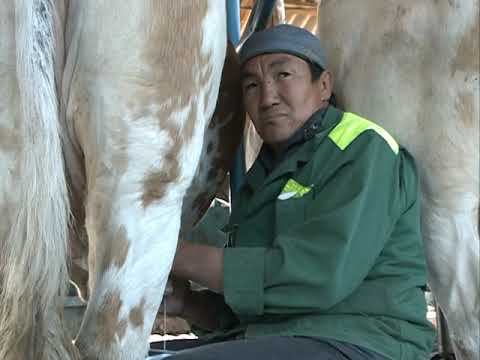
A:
[
  {"xmin": 317, "ymin": 1, "xmax": 479, "ymax": 359},
  {"xmin": 0, "ymin": 1, "xmax": 243, "ymax": 359}
]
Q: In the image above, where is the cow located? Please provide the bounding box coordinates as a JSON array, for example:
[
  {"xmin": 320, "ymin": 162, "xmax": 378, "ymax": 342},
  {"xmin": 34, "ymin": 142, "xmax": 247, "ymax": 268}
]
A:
[
  {"xmin": 0, "ymin": 1, "xmax": 243, "ymax": 359},
  {"xmin": 316, "ymin": 1, "xmax": 479, "ymax": 359}
]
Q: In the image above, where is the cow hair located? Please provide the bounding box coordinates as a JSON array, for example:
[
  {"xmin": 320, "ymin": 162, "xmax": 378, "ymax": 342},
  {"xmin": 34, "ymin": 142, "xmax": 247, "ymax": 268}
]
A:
[{"xmin": 0, "ymin": 0, "xmax": 77, "ymax": 359}]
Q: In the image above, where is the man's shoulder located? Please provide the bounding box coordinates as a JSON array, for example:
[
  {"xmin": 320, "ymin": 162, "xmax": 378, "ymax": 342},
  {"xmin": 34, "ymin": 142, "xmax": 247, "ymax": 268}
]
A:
[{"xmin": 326, "ymin": 111, "xmax": 400, "ymax": 156}]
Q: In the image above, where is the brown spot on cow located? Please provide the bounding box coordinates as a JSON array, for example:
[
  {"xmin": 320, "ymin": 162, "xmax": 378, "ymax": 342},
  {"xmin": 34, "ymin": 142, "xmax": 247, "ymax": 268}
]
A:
[
  {"xmin": 97, "ymin": 224, "xmax": 130, "ymax": 273},
  {"xmin": 451, "ymin": 19, "xmax": 480, "ymax": 76},
  {"xmin": 116, "ymin": 319, "xmax": 128, "ymax": 342},
  {"xmin": 183, "ymin": 100, "xmax": 199, "ymax": 143},
  {"xmin": 129, "ymin": 297, "xmax": 146, "ymax": 328},
  {"xmin": 141, "ymin": 128, "xmax": 181, "ymax": 208},
  {"xmin": 138, "ymin": 2, "xmax": 210, "ymax": 112},
  {"xmin": 96, "ymin": 291, "xmax": 127, "ymax": 347},
  {"xmin": 455, "ymin": 91, "xmax": 475, "ymax": 128},
  {"xmin": 142, "ymin": 1, "xmax": 208, "ymax": 108},
  {"xmin": 140, "ymin": 59, "xmax": 214, "ymax": 209},
  {"xmin": 112, "ymin": 225, "xmax": 130, "ymax": 268}
]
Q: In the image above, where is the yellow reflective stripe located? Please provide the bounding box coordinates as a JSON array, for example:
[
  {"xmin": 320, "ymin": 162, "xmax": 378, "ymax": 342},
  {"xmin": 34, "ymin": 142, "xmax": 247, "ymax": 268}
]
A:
[
  {"xmin": 280, "ymin": 179, "xmax": 311, "ymax": 199},
  {"xmin": 328, "ymin": 112, "xmax": 399, "ymax": 154}
]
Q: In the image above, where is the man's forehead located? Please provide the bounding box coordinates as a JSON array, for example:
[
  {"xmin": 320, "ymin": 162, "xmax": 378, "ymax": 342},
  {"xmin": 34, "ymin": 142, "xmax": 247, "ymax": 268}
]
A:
[{"xmin": 241, "ymin": 53, "xmax": 307, "ymax": 76}]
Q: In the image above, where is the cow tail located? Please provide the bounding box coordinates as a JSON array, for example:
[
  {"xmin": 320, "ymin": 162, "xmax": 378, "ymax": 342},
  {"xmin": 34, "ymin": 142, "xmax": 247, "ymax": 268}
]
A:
[{"xmin": 0, "ymin": 1, "xmax": 75, "ymax": 359}]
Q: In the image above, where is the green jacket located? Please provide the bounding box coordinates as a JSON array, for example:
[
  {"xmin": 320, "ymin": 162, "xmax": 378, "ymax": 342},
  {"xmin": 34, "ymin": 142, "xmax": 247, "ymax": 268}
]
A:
[{"xmin": 216, "ymin": 106, "xmax": 435, "ymax": 359}]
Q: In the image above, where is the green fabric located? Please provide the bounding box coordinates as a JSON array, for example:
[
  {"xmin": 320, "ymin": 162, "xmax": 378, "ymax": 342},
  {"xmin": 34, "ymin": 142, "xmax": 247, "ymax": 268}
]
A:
[
  {"xmin": 224, "ymin": 248, "xmax": 266, "ymax": 316},
  {"xmin": 217, "ymin": 106, "xmax": 435, "ymax": 360},
  {"xmin": 329, "ymin": 112, "xmax": 399, "ymax": 154}
]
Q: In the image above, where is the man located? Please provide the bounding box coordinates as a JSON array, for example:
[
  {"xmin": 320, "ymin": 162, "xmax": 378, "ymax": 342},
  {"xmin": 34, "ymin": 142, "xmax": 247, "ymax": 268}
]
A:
[{"xmin": 160, "ymin": 24, "xmax": 435, "ymax": 360}]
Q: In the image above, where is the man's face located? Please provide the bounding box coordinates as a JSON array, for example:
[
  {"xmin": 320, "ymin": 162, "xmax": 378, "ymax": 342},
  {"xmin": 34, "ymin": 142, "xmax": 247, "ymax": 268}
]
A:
[{"xmin": 241, "ymin": 53, "xmax": 328, "ymax": 151}]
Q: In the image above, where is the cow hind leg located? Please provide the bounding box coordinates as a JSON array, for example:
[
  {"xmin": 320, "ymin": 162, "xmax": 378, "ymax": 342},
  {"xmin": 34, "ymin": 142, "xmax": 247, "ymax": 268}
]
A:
[
  {"xmin": 423, "ymin": 197, "xmax": 480, "ymax": 360},
  {"xmin": 66, "ymin": 1, "xmax": 227, "ymax": 358}
]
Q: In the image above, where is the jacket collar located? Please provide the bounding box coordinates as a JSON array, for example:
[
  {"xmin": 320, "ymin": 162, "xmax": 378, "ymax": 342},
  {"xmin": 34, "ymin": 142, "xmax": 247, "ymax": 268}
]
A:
[
  {"xmin": 244, "ymin": 105, "xmax": 344, "ymax": 192},
  {"xmin": 258, "ymin": 106, "xmax": 328, "ymax": 173}
]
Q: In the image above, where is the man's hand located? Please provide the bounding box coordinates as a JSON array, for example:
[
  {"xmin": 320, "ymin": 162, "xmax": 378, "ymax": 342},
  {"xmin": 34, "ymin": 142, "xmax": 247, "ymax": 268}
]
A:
[{"xmin": 159, "ymin": 277, "xmax": 190, "ymax": 317}]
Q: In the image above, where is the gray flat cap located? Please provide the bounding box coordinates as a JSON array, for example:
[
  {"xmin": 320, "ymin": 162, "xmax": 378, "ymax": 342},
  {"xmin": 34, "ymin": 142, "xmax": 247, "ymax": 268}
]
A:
[{"xmin": 239, "ymin": 24, "xmax": 327, "ymax": 69}]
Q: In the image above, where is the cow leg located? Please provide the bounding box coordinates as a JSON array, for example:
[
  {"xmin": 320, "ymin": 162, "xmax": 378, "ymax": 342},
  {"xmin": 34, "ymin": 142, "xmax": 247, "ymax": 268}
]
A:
[
  {"xmin": 423, "ymin": 197, "xmax": 479, "ymax": 359},
  {"xmin": 63, "ymin": 1, "xmax": 227, "ymax": 359}
]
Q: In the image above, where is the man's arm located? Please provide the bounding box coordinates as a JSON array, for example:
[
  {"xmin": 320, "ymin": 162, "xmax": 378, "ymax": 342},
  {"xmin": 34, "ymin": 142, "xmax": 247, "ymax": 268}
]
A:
[{"xmin": 171, "ymin": 242, "xmax": 224, "ymax": 292}]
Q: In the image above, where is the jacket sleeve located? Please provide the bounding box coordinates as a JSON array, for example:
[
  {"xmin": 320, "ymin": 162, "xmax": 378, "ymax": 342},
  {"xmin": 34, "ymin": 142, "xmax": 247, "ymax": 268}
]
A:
[{"xmin": 223, "ymin": 136, "xmax": 417, "ymax": 316}]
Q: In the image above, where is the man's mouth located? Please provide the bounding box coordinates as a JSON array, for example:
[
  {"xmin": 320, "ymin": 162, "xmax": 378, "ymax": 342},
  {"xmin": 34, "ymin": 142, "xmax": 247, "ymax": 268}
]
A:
[{"xmin": 261, "ymin": 113, "xmax": 287, "ymax": 122}]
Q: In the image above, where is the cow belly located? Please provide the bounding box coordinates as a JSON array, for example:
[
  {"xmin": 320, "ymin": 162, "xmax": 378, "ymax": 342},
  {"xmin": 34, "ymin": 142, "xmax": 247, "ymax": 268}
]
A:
[{"xmin": 317, "ymin": 1, "xmax": 479, "ymax": 359}]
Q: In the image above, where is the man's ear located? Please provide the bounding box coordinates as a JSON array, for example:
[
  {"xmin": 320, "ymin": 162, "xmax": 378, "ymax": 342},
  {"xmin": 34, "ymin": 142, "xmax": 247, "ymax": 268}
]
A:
[{"xmin": 317, "ymin": 70, "xmax": 334, "ymax": 102}]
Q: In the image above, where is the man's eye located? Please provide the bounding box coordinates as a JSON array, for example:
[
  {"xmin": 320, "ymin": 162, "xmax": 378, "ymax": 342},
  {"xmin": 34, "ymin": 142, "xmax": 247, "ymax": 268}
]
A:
[{"xmin": 278, "ymin": 72, "xmax": 290, "ymax": 78}]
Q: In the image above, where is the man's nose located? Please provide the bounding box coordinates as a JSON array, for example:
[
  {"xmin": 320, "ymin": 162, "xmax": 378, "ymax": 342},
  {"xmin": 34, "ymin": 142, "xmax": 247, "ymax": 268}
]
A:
[{"xmin": 260, "ymin": 81, "xmax": 279, "ymax": 109}]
